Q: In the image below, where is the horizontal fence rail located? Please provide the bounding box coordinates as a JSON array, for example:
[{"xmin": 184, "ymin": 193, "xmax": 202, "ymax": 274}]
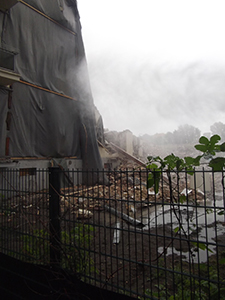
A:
[{"xmin": 0, "ymin": 167, "xmax": 225, "ymax": 299}]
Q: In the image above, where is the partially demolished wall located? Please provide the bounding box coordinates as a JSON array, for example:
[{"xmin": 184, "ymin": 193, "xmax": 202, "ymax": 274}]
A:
[{"xmin": 104, "ymin": 129, "xmax": 147, "ymax": 163}]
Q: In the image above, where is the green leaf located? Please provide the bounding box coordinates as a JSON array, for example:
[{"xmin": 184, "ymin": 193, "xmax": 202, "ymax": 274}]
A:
[
  {"xmin": 151, "ymin": 171, "xmax": 161, "ymax": 194},
  {"xmin": 214, "ymin": 145, "xmax": 221, "ymax": 152},
  {"xmin": 154, "ymin": 156, "xmax": 163, "ymax": 162},
  {"xmin": 154, "ymin": 179, "xmax": 160, "ymax": 194},
  {"xmin": 184, "ymin": 156, "xmax": 195, "ymax": 165},
  {"xmin": 199, "ymin": 136, "xmax": 209, "ymax": 145},
  {"xmin": 193, "ymin": 155, "xmax": 202, "ymax": 166},
  {"xmin": 210, "ymin": 150, "xmax": 216, "ymax": 156},
  {"xmin": 186, "ymin": 169, "xmax": 194, "ymax": 175},
  {"xmin": 176, "ymin": 159, "xmax": 184, "ymax": 170},
  {"xmin": 218, "ymin": 210, "xmax": 225, "ymax": 215},
  {"xmin": 148, "ymin": 171, "xmax": 161, "ymax": 191},
  {"xmin": 148, "ymin": 163, "xmax": 159, "ymax": 170},
  {"xmin": 219, "ymin": 258, "xmax": 225, "ymax": 264},
  {"xmin": 210, "ymin": 134, "xmax": 221, "ymax": 145},
  {"xmin": 195, "ymin": 144, "xmax": 207, "ymax": 152},
  {"xmin": 164, "ymin": 153, "xmax": 175, "ymax": 160},
  {"xmin": 198, "ymin": 243, "xmax": 208, "ymax": 251},
  {"xmin": 192, "ymin": 242, "xmax": 213, "ymax": 253},
  {"xmin": 147, "ymin": 176, "xmax": 154, "ymax": 189},
  {"xmin": 220, "ymin": 142, "xmax": 225, "ymax": 152},
  {"xmin": 174, "ymin": 226, "xmax": 180, "ymax": 233},
  {"xmin": 179, "ymin": 194, "xmax": 186, "ymax": 203},
  {"xmin": 209, "ymin": 157, "xmax": 225, "ymax": 171}
]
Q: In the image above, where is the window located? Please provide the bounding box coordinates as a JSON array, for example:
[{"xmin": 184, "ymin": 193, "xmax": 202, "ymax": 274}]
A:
[
  {"xmin": 0, "ymin": 46, "xmax": 20, "ymax": 86},
  {"xmin": 0, "ymin": 48, "xmax": 15, "ymax": 71},
  {"xmin": 19, "ymin": 168, "xmax": 36, "ymax": 177}
]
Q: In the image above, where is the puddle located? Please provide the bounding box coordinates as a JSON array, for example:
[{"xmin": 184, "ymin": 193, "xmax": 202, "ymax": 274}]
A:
[{"xmin": 142, "ymin": 192, "xmax": 225, "ymax": 263}]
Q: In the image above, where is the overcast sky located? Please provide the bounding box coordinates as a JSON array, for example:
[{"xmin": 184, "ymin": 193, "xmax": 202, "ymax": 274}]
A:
[{"xmin": 77, "ymin": 0, "xmax": 225, "ymax": 136}]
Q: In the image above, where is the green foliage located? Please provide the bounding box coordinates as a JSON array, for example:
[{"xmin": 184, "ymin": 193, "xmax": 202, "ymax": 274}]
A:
[
  {"xmin": 147, "ymin": 134, "xmax": 225, "ymax": 193},
  {"xmin": 170, "ymin": 265, "xmax": 225, "ymax": 300},
  {"xmin": 22, "ymin": 229, "xmax": 49, "ymax": 264},
  {"xmin": 147, "ymin": 153, "xmax": 200, "ymax": 172},
  {"xmin": 146, "ymin": 152, "xmax": 200, "ymax": 193},
  {"xmin": 195, "ymin": 134, "xmax": 221, "ymax": 158},
  {"xmin": 194, "ymin": 134, "xmax": 225, "ymax": 171},
  {"xmin": 146, "ymin": 133, "xmax": 225, "ymax": 257},
  {"xmin": 209, "ymin": 157, "xmax": 225, "ymax": 171},
  {"xmin": 147, "ymin": 160, "xmax": 161, "ymax": 194},
  {"xmin": 143, "ymin": 265, "xmax": 225, "ymax": 300},
  {"xmin": 21, "ymin": 224, "xmax": 96, "ymax": 276},
  {"xmin": 191, "ymin": 241, "xmax": 213, "ymax": 253},
  {"xmin": 61, "ymin": 224, "xmax": 96, "ymax": 276}
]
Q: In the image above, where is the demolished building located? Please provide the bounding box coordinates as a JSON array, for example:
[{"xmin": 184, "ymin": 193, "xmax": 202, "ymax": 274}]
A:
[
  {"xmin": 0, "ymin": 0, "xmax": 103, "ymax": 185},
  {"xmin": 102, "ymin": 129, "xmax": 147, "ymax": 168}
]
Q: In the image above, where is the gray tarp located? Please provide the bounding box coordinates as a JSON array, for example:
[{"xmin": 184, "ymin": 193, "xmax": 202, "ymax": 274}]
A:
[
  {"xmin": 0, "ymin": 90, "xmax": 7, "ymax": 155},
  {"xmin": 0, "ymin": 0, "xmax": 103, "ymax": 171}
]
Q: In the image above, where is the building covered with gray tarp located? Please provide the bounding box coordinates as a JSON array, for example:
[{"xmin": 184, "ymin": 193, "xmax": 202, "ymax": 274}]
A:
[{"xmin": 0, "ymin": 0, "xmax": 103, "ymax": 176}]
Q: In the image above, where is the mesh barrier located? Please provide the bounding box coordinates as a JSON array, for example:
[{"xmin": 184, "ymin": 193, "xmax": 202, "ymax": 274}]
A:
[{"xmin": 0, "ymin": 168, "xmax": 225, "ymax": 299}]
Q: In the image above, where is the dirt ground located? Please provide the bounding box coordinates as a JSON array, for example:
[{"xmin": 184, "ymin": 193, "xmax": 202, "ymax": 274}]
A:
[
  {"xmin": 89, "ymin": 206, "xmax": 175, "ymax": 296},
  {"xmin": 88, "ymin": 203, "xmax": 225, "ymax": 298},
  {"xmin": 1, "ymin": 167, "xmax": 225, "ymax": 299}
]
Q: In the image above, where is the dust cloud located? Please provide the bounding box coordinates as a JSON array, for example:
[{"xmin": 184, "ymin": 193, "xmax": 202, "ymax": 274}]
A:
[
  {"xmin": 78, "ymin": 0, "xmax": 225, "ymax": 136},
  {"xmin": 87, "ymin": 54, "xmax": 225, "ymax": 136}
]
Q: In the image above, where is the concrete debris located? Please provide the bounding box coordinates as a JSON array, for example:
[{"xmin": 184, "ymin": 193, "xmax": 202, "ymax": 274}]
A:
[
  {"xmin": 104, "ymin": 204, "xmax": 145, "ymax": 228},
  {"xmin": 78, "ymin": 209, "xmax": 93, "ymax": 219},
  {"xmin": 197, "ymin": 189, "xmax": 204, "ymax": 195},
  {"xmin": 180, "ymin": 188, "xmax": 205, "ymax": 202},
  {"xmin": 113, "ymin": 222, "xmax": 121, "ymax": 244},
  {"xmin": 181, "ymin": 188, "xmax": 192, "ymax": 196},
  {"xmin": 22, "ymin": 204, "xmax": 33, "ymax": 209},
  {"xmin": 77, "ymin": 197, "xmax": 87, "ymax": 204},
  {"xmin": 1, "ymin": 162, "xmax": 217, "ymax": 229}
]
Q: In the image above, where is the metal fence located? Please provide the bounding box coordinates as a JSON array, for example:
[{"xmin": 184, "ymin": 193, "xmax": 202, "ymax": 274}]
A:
[{"xmin": 0, "ymin": 167, "xmax": 225, "ymax": 299}]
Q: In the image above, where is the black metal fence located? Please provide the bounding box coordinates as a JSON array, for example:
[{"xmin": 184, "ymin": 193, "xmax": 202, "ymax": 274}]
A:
[{"xmin": 0, "ymin": 167, "xmax": 225, "ymax": 299}]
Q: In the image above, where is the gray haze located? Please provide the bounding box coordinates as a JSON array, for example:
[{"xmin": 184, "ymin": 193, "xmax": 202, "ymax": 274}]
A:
[{"xmin": 78, "ymin": 0, "xmax": 225, "ymax": 136}]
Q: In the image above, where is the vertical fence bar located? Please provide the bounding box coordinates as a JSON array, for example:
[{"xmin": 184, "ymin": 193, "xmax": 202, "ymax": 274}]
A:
[{"xmin": 49, "ymin": 167, "xmax": 61, "ymax": 267}]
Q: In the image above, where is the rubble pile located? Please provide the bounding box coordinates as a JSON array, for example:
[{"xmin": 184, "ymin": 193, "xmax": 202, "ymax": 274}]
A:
[
  {"xmin": 0, "ymin": 166, "xmax": 215, "ymax": 225},
  {"xmin": 61, "ymin": 169, "xmax": 149, "ymax": 219},
  {"xmin": 60, "ymin": 170, "xmax": 206, "ymax": 221}
]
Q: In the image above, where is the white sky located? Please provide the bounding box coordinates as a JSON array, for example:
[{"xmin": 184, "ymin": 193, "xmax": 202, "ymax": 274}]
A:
[{"xmin": 77, "ymin": 0, "xmax": 225, "ymax": 136}]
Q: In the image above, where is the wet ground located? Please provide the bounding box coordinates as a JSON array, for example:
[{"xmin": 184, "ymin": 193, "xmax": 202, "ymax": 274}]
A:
[{"xmin": 86, "ymin": 189, "xmax": 225, "ymax": 297}]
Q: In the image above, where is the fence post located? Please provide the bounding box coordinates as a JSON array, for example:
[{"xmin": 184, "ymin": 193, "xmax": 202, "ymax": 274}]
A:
[{"xmin": 49, "ymin": 167, "xmax": 61, "ymax": 267}]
